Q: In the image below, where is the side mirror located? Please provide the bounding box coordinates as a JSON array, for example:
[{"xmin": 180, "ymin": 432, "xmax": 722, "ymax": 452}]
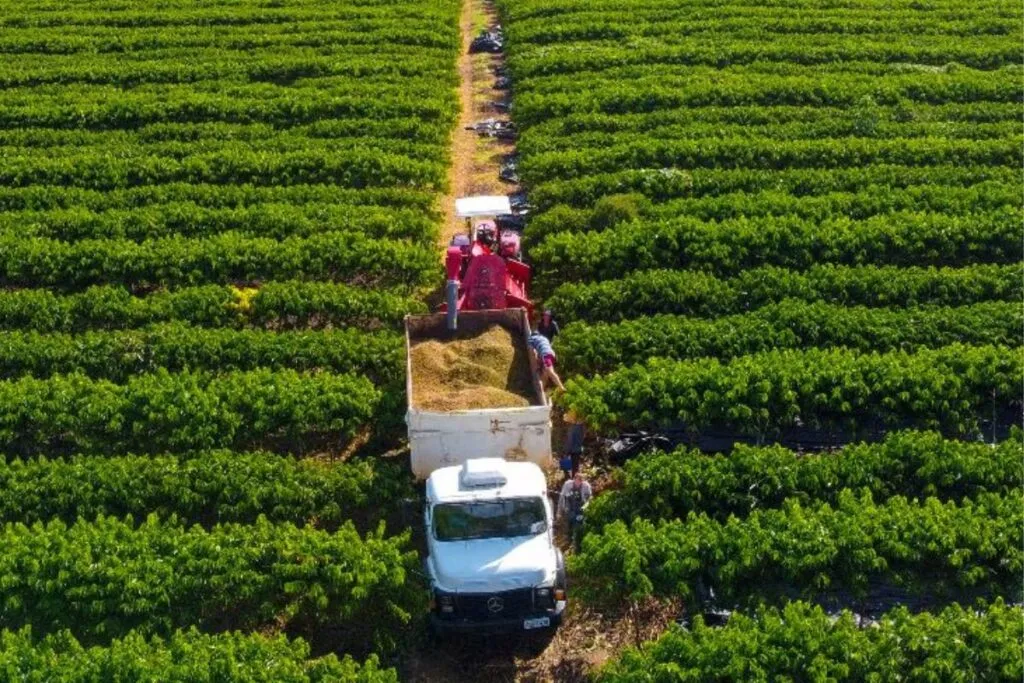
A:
[{"xmin": 529, "ymin": 521, "xmax": 546, "ymax": 535}]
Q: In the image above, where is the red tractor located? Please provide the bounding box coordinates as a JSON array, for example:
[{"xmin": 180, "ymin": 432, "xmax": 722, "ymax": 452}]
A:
[{"xmin": 441, "ymin": 196, "xmax": 532, "ymax": 330}]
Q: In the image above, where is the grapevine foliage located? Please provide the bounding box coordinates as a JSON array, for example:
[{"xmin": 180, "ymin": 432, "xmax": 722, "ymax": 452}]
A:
[
  {"xmin": 0, "ymin": 628, "xmax": 398, "ymax": 682},
  {"xmin": 572, "ymin": 490, "xmax": 1022, "ymax": 606},
  {"xmin": 587, "ymin": 430, "xmax": 1024, "ymax": 529},
  {"xmin": 0, "ymin": 515, "xmax": 424, "ymax": 652},
  {"xmin": 598, "ymin": 601, "xmax": 1023, "ymax": 682}
]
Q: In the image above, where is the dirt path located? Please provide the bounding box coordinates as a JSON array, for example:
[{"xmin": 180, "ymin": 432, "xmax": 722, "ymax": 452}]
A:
[
  {"xmin": 438, "ymin": 0, "xmax": 476, "ymax": 249},
  {"xmin": 401, "ymin": 1, "xmax": 676, "ymax": 680},
  {"xmin": 438, "ymin": 0, "xmax": 519, "ymax": 250}
]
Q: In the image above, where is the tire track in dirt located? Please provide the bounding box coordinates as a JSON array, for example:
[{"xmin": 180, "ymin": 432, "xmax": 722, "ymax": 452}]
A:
[{"xmin": 438, "ymin": 0, "xmax": 518, "ymax": 251}]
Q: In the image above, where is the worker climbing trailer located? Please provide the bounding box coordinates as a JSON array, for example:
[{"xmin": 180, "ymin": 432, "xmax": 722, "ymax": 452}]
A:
[{"xmin": 405, "ymin": 308, "xmax": 552, "ymax": 480}]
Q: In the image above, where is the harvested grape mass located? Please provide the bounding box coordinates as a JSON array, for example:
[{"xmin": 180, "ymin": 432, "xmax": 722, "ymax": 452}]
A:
[
  {"xmin": 410, "ymin": 325, "xmax": 534, "ymax": 411},
  {"xmin": 0, "ymin": 0, "xmax": 1020, "ymax": 679}
]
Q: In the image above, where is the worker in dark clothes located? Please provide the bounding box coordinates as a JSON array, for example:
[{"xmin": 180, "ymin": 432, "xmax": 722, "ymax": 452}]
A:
[
  {"xmin": 537, "ymin": 309, "xmax": 560, "ymax": 342},
  {"xmin": 564, "ymin": 409, "xmax": 585, "ymax": 477}
]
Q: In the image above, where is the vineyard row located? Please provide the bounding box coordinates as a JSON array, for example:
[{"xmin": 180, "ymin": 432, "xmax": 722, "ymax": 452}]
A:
[
  {"xmin": 0, "ymin": 515, "xmax": 421, "ymax": 652},
  {"xmin": 556, "ymin": 300, "xmax": 1020, "ymax": 374},
  {"xmin": 588, "ymin": 430, "xmax": 1023, "ymax": 528},
  {"xmin": 598, "ymin": 600, "xmax": 1022, "ymax": 682},
  {"xmin": 0, "ymin": 450, "xmax": 411, "ymax": 529},
  {"xmin": 0, "ymin": 281, "xmax": 423, "ymax": 332},
  {"xmin": 0, "ymin": 628, "xmax": 396, "ymax": 683},
  {"xmin": 546, "ymin": 263, "xmax": 1021, "ymax": 323},
  {"xmin": 533, "ymin": 209, "xmax": 1018, "ymax": 287},
  {"xmin": 573, "ymin": 490, "xmax": 1021, "ymax": 607},
  {"xmin": 561, "ymin": 344, "xmax": 1020, "ymax": 438},
  {"xmin": 0, "ymin": 369, "xmax": 381, "ymax": 457},
  {"xmin": 0, "ymin": 324, "xmax": 403, "ymax": 383},
  {"xmin": 0, "ymin": 232, "xmax": 438, "ymax": 290}
]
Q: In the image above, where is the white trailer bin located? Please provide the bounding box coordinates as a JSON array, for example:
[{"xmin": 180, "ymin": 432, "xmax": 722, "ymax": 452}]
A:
[{"xmin": 405, "ymin": 308, "xmax": 552, "ymax": 480}]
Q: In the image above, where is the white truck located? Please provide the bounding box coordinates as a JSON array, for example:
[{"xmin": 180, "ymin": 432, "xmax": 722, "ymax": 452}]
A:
[
  {"xmin": 423, "ymin": 458, "xmax": 567, "ymax": 634},
  {"xmin": 405, "ymin": 306, "xmax": 564, "ymax": 634}
]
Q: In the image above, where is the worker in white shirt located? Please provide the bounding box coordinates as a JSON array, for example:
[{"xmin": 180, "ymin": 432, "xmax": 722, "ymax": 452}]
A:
[{"xmin": 557, "ymin": 471, "xmax": 592, "ymax": 551}]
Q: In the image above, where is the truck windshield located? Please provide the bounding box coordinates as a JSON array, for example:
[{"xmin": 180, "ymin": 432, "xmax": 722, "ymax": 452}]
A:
[{"xmin": 433, "ymin": 497, "xmax": 547, "ymax": 541}]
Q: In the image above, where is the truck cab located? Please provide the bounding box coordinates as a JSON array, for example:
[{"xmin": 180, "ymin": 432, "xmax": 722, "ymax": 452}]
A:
[{"xmin": 424, "ymin": 458, "xmax": 566, "ymax": 635}]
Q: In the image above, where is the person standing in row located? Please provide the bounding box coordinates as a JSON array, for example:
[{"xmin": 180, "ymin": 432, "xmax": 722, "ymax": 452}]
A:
[
  {"xmin": 558, "ymin": 471, "xmax": 592, "ymax": 552},
  {"xmin": 561, "ymin": 410, "xmax": 585, "ymax": 480},
  {"xmin": 537, "ymin": 309, "xmax": 560, "ymax": 342}
]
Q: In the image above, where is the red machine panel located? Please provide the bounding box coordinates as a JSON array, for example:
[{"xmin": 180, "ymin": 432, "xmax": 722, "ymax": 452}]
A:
[
  {"xmin": 462, "ymin": 254, "xmax": 508, "ymax": 311},
  {"xmin": 440, "ymin": 232, "xmax": 533, "ymax": 318}
]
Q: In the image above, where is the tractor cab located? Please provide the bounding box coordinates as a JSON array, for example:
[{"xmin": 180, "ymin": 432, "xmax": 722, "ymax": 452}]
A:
[{"xmin": 442, "ymin": 195, "xmax": 532, "ymax": 330}]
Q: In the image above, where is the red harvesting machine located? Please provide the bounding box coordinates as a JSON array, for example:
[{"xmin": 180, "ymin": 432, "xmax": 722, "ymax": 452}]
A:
[{"xmin": 441, "ymin": 195, "xmax": 533, "ymax": 330}]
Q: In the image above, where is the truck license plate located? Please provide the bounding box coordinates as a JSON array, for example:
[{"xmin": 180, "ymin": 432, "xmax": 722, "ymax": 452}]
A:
[{"xmin": 523, "ymin": 617, "xmax": 550, "ymax": 630}]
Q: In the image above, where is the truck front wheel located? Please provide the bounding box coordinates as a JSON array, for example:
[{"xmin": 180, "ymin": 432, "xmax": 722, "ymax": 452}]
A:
[{"xmin": 556, "ymin": 549, "xmax": 568, "ymax": 595}]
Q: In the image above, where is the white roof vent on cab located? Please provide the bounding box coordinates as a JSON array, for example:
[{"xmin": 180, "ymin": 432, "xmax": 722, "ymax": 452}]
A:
[
  {"xmin": 455, "ymin": 195, "xmax": 511, "ymax": 218},
  {"xmin": 459, "ymin": 458, "xmax": 509, "ymax": 488}
]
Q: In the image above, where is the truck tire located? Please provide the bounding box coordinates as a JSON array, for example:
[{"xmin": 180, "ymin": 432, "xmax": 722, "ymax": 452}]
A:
[
  {"xmin": 519, "ymin": 629, "xmax": 556, "ymax": 656},
  {"xmin": 556, "ymin": 549, "xmax": 568, "ymax": 592}
]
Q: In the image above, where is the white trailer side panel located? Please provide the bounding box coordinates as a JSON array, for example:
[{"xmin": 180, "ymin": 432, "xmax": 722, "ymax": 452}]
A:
[
  {"xmin": 407, "ymin": 405, "xmax": 551, "ymax": 480},
  {"xmin": 405, "ymin": 308, "xmax": 552, "ymax": 480}
]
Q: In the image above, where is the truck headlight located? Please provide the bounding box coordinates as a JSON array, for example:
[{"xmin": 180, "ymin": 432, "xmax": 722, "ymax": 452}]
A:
[
  {"xmin": 534, "ymin": 586, "xmax": 554, "ymax": 608},
  {"xmin": 436, "ymin": 592, "xmax": 455, "ymax": 613}
]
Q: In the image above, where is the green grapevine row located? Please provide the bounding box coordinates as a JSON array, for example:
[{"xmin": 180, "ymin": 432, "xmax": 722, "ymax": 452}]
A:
[
  {"xmin": 0, "ymin": 281, "xmax": 424, "ymax": 333},
  {"xmin": 512, "ymin": 69, "xmax": 1021, "ymax": 127},
  {"xmin": 0, "ymin": 146, "xmax": 447, "ymax": 192},
  {"xmin": 597, "ymin": 600, "xmax": 1023, "ymax": 682},
  {"xmin": 525, "ymin": 102, "xmax": 1022, "ymax": 141},
  {"xmin": 3, "ymin": 203, "xmax": 439, "ymax": 243},
  {"xmin": 0, "ymin": 24, "xmax": 456, "ymax": 55},
  {"xmin": 572, "ymin": 490, "xmax": 1022, "ymax": 606},
  {"xmin": 0, "ymin": 324, "xmax": 403, "ymax": 383},
  {"xmin": 522, "ymin": 60, "xmax": 1018, "ymax": 93},
  {"xmin": 0, "ymin": 450, "xmax": 411, "ymax": 528},
  {"xmin": 559, "ymin": 344, "xmax": 1021, "ymax": 437},
  {"xmin": 519, "ymin": 119, "xmax": 1021, "ymax": 159},
  {"xmin": 533, "ymin": 209, "xmax": 1019, "ymax": 287},
  {"xmin": 2, "ymin": 1, "xmax": 451, "ymax": 26},
  {"xmin": 1, "ymin": 119, "xmax": 451, "ymax": 152},
  {"xmin": 525, "ymin": 182, "xmax": 1019, "ymax": 242},
  {"xmin": 529, "ymin": 164, "xmax": 1018, "ymax": 210},
  {"xmin": 0, "ymin": 369, "xmax": 381, "ymax": 457},
  {"xmin": 0, "ymin": 89, "xmax": 455, "ymax": 132},
  {"xmin": 546, "ymin": 263, "xmax": 1022, "ymax": 324},
  {"xmin": 0, "ymin": 515, "xmax": 423, "ymax": 651},
  {"xmin": 520, "ymin": 136, "xmax": 1021, "ymax": 183},
  {"xmin": 0, "ymin": 232, "xmax": 438, "ymax": 290},
  {"xmin": 556, "ymin": 300, "xmax": 1020, "ymax": 374},
  {"xmin": 587, "ymin": 430, "xmax": 1024, "ymax": 529},
  {"xmin": 0, "ymin": 183, "xmax": 436, "ymax": 214},
  {"xmin": 512, "ymin": 40, "xmax": 1019, "ymax": 78},
  {"xmin": 0, "ymin": 134, "xmax": 443, "ymax": 164},
  {"xmin": 0, "ymin": 49, "xmax": 457, "ymax": 89},
  {"xmin": 0, "ymin": 628, "xmax": 397, "ymax": 683}
]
